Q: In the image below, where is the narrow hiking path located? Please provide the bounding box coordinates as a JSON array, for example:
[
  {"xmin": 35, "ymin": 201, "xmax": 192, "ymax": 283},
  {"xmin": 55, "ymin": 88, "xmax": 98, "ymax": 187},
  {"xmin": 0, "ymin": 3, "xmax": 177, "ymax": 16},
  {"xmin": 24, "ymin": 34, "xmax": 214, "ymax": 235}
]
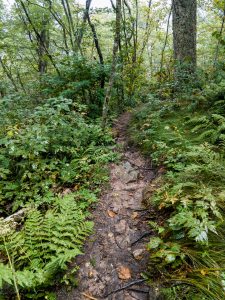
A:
[{"xmin": 57, "ymin": 113, "xmax": 157, "ymax": 300}]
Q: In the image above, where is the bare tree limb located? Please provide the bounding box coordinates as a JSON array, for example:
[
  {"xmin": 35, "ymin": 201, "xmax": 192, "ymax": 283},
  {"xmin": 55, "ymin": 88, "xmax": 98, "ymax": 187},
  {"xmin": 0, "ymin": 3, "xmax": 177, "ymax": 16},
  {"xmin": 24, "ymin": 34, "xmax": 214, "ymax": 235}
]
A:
[{"xmin": 160, "ymin": 4, "xmax": 172, "ymax": 73}]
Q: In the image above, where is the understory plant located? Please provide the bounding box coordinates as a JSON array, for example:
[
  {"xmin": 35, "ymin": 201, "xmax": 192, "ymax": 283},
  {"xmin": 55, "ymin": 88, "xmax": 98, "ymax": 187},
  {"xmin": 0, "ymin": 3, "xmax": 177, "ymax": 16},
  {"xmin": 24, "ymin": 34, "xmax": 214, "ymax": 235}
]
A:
[
  {"xmin": 0, "ymin": 94, "xmax": 117, "ymax": 298},
  {"xmin": 130, "ymin": 75, "xmax": 225, "ymax": 299}
]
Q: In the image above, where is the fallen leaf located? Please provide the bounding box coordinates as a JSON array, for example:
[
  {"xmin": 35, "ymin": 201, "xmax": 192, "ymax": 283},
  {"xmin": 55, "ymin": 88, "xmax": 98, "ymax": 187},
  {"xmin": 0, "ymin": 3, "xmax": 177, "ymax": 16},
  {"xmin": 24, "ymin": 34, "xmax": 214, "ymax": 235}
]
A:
[
  {"xmin": 200, "ymin": 269, "xmax": 207, "ymax": 276},
  {"xmin": 107, "ymin": 210, "xmax": 116, "ymax": 218},
  {"xmin": 117, "ymin": 266, "xmax": 131, "ymax": 280},
  {"xmin": 159, "ymin": 203, "xmax": 165, "ymax": 210},
  {"xmin": 131, "ymin": 212, "xmax": 138, "ymax": 219},
  {"xmin": 88, "ymin": 270, "xmax": 94, "ymax": 278}
]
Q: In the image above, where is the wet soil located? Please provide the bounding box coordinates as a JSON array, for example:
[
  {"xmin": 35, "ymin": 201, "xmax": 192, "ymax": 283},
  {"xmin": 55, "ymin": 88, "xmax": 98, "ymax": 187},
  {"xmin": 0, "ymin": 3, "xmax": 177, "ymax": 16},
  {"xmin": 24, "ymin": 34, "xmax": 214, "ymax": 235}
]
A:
[{"xmin": 57, "ymin": 112, "xmax": 157, "ymax": 300}]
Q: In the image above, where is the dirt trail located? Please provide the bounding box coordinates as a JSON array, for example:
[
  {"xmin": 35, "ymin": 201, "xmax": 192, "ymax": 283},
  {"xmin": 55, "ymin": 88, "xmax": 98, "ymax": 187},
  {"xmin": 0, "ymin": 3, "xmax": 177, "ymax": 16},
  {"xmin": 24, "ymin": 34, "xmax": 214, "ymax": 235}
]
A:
[{"xmin": 57, "ymin": 113, "xmax": 156, "ymax": 300}]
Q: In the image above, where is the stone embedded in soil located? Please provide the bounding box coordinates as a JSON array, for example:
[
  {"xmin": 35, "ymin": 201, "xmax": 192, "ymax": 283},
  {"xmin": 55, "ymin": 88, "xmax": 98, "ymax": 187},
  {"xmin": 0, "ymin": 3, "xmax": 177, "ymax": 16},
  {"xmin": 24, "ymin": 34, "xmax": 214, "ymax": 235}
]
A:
[
  {"xmin": 124, "ymin": 170, "xmax": 139, "ymax": 184},
  {"xmin": 115, "ymin": 219, "xmax": 127, "ymax": 234},
  {"xmin": 115, "ymin": 235, "xmax": 130, "ymax": 249},
  {"xmin": 132, "ymin": 248, "xmax": 146, "ymax": 260},
  {"xmin": 123, "ymin": 161, "xmax": 133, "ymax": 172},
  {"xmin": 57, "ymin": 113, "xmax": 154, "ymax": 300}
]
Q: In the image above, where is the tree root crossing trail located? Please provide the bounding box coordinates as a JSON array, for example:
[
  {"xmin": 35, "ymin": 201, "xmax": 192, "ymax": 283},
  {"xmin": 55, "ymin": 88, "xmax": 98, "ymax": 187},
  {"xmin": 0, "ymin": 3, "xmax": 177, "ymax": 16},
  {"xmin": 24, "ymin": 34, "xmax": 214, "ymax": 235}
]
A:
[{"xmin": 57, "ymin": 113, "xmax": 157, "ymax": 300}]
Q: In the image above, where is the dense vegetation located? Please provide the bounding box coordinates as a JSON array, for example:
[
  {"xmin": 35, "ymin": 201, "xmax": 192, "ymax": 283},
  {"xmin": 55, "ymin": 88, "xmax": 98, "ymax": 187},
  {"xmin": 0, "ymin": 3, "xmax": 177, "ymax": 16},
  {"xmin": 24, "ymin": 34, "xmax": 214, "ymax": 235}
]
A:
[
  {"xmin": 130, "ymin": 72, "xmax": 225, "ymax": 299},
  {"xmin": 0, "ymin": 0, "xmax": 225, "ymax": 299},
  {"xmin": 0, "ymin": 63, "xmax": 117, "ymax": 298}
]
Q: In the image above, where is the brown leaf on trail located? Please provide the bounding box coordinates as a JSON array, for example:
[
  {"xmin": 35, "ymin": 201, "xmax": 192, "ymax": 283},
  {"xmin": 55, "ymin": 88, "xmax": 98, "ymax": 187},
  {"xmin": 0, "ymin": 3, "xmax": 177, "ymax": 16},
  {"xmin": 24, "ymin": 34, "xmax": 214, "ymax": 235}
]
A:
[
  {"xmin": 107, "ymin": 210, "xmax": 116, "ymax": 218},
  {"xmin": 159, "ymin": 203, "xmax": 165, "ymax": 210},
  {"xmin": 117, "ymin": 266, "xmax": 131, "ymax": 280},
  {"xmin": 131, "ymin": 212, "xmax": 138, "ymax": 219}
]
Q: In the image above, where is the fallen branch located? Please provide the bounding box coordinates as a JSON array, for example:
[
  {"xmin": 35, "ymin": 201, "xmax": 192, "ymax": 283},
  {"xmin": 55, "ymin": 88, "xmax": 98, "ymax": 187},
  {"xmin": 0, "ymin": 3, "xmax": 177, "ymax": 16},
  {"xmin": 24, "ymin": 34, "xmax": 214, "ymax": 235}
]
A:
[
  {"xmin": 131, "ymin": 232, "xmax": 152, "ymax": 246},
  {"xmin": 4, "ymin": 208, "xmax": 29, "ymax": 223},
  {"xmin": 128, "ymin": 287, "xmax": 149, "ymax": 294},
  {"xmin": 104, "ymin": 279, "xmax": 146, "ymax": 297}
]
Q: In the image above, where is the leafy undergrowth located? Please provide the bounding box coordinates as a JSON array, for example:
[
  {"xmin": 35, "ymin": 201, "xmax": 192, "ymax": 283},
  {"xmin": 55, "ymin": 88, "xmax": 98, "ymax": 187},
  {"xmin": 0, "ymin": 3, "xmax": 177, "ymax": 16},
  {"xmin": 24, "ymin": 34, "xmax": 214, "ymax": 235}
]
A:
[
  {"xmin": 130, "ymin": 78, "xmax": 225, "ymax": 299},
  {"xmin": 0, "ymin": 96, "xmax": 117, "ymax": 299}
]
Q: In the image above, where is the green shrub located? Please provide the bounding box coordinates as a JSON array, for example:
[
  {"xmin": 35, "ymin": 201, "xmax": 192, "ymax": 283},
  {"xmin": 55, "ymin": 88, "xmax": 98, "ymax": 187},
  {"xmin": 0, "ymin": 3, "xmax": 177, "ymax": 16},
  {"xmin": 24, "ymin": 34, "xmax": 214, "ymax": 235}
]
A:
[
  {"xmin": 0, "ymin": 96, "xmax": 116, "ymax": 213},
  {"xmin": 129, "ymin": 78, "xmax": 225, "ymax": 299}
]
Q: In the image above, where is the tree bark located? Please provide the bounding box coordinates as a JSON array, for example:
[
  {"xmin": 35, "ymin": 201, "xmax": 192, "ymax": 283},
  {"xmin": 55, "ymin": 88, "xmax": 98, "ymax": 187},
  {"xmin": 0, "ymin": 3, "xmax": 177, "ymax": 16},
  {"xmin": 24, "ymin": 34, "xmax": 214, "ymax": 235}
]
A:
[
  {"xmin": 77, "ymin": 0, "xmax": 92, "ymax": 49},
  {"xmin": 102, "ymin": 0, "xmax": 121, "ymax": 129},
  {"xmin": 172, "ymin": 0, "xmax": 197, "ymax": 72},
  {"xmin": 17, "ymin": 0, "xmax": 60, "ymax": 75},
  {"xmin": 214, "ymin": 4, "xmax": 225, "ymax": 66},
  {"xmin": 87, "ymin": 12, "xmax": 105, "ymax": 88},
  {"xmin": 0, "ymin": 57, "xmax": 19, "ymax": 91},
  {"xmin": 160, "ymin": 4, "xmax": 172, "ymax": 74}
]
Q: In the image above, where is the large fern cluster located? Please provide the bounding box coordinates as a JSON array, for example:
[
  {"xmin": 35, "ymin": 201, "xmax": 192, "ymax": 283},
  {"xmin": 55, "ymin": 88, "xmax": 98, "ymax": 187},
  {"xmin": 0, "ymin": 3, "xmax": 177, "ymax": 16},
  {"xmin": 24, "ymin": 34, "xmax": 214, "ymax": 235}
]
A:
[
  {"xmin": 0, "ymin": 194, "xmax": 93, "ymax": 292},
  {"xmin": 129, "ymin": 77, "xmax": 225, "ymax": 299}
]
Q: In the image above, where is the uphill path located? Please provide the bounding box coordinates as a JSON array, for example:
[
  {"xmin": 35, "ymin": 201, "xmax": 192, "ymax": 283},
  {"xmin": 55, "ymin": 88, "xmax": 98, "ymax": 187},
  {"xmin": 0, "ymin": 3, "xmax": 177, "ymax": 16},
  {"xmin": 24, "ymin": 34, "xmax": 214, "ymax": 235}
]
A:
[{"xmin": 57, "ymin": 112, "xmax": 158, "ymax": 300}]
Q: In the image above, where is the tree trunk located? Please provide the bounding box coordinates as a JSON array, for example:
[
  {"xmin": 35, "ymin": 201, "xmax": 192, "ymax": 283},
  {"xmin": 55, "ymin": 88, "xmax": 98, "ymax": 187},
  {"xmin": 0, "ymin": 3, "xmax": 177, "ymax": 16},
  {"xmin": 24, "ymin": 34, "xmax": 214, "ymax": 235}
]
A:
[
  {"xmin": 38, "ymin": 26, "xmax": 48, "ymax": 75},
  {"xmin": 77, "ymin": 0, "xmax": 92, "ymax": 49},
  {"xmin": 214, "ymin": 4, "xmax": 225, "ymax": 67},
  {"xmin": 102, "ymin": 0, "xmax": 121, "ymax": 129},
  {"xmin": 87, "ymin": 14, "xmax": 105, "ymax": 88},
  {"xmin": 172, "ymin": 0, "xmax": 197, "ymax": 73}
]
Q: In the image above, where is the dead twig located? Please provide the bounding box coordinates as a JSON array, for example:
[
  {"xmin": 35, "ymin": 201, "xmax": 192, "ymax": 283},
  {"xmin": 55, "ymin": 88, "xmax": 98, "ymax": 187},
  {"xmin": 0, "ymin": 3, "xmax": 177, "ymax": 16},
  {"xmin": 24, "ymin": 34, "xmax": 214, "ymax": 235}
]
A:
[
  {"xmin": 128, "ymin": 287, "xmax": 149, "ymax": 293},
  {"xmin": 104, "ymin": 279, "xmax": 146, "ymax": 297},
  {"xmin": 131, "ymin": 232, "xmax": 152, "ymax": 246}
]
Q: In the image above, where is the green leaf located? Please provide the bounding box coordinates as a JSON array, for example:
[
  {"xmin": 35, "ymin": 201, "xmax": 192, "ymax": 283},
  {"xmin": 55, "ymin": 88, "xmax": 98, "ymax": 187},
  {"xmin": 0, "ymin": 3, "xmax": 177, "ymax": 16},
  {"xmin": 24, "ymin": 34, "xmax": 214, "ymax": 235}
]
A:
[{"xmin": 147, "ymin": 237, "xmax": 162, "ymax": 250}]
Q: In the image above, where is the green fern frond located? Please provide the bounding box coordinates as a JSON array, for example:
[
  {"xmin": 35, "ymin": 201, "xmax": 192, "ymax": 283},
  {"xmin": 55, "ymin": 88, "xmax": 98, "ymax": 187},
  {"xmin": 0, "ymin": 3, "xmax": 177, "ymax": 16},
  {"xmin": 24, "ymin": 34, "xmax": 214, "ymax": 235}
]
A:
[{"xmin": 0, "ymin": 195, "xmax": 93, "ymax": 291}]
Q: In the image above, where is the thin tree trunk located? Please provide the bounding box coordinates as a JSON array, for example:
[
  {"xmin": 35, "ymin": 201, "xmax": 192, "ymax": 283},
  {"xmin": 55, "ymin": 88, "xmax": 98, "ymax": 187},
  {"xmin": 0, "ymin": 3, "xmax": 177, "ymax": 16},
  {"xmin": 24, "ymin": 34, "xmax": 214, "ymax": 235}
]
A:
[
  {"xmin": 102, "ymin": 0, "xmax": 121, "ymax": 129},
  {"xmin": 38, "ymin": 23, "xmax": 48, "ymax": 75},
  {"xmin": 87, "ymin": 12, "xmax": 105, "ymax": 88},
  {"xmin": 214, "ymin": 4, "xmax": 225, "ymax": 66},
  {"xmin": 110, "ymin": 0, "xmax": 116, "ymax": 11},
  {"xmin": 17, "ymin": 71, "xmax": 27, "ymax": 93},
  {"xmin": 160, "ymin": 4, "xmax": 172, "ymax": 73},
  {"xmin": 0, "ymin": 57, "xmax": 19, "ymax": 91},
  {"xmin": 61, "ymin": 0, "xmax": 75, "ymax": 51},
  {"xmin": 77, "ymin": 0, "xmax": 92, "ymax": 49},
  {"xmin": 64, "ymin": 0, "xmax": 81, "ymax": 53},
  {"xmin": 133, "ymin": 0, "xmax": 138, "ymax": 63},
  {"xmin": 17, "ymin": 0, "xmax": 60, "ymax": 75},
  {"xmin": 139, "ymin": 0, "xmax": 153, "ymax": 61},
  {"xmin": 47, "ymin": 0, "xmax": 70, "ymax": 55}
]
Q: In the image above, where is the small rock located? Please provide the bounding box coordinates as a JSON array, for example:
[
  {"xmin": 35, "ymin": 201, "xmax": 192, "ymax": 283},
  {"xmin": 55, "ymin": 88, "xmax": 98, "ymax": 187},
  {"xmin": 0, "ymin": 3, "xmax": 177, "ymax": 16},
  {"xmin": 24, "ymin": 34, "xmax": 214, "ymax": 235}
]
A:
[
  {"xmin": 132, "ymin": 249, "xmax": 145, "ymax": 260},
  {"xmin": 115, "ymin": 219, "xmax": 127, "ymax": 234},
  {"xmin": 124, "ymin": 170, "xmax": 139, "ymax": 183},
  {"xmin": 123, "ymin": 161, "xmax": 133, "ymax": 172},
  {"xmin": 109, "ymin": 203, "xmax": 122, "ymax": 213},
  {"xmin": 115, "ymin": 235, "xmax": 130, "ymax": 249}
]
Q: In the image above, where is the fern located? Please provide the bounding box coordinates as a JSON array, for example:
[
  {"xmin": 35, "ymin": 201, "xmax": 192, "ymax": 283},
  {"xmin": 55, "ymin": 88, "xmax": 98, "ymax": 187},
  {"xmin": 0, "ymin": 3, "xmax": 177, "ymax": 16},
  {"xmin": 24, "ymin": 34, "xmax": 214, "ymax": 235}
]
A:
[{"xmin": 0, "ymin": 194, "xmax": 93, "ymax": 291}]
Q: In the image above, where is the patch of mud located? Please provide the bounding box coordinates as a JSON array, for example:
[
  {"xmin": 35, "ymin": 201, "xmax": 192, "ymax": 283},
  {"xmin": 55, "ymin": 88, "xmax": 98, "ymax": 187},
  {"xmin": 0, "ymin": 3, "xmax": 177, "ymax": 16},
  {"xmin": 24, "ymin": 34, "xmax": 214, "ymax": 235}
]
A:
[{"xmin": 57, "ymin": 113, "xmax": 157, "ymax": 300}]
